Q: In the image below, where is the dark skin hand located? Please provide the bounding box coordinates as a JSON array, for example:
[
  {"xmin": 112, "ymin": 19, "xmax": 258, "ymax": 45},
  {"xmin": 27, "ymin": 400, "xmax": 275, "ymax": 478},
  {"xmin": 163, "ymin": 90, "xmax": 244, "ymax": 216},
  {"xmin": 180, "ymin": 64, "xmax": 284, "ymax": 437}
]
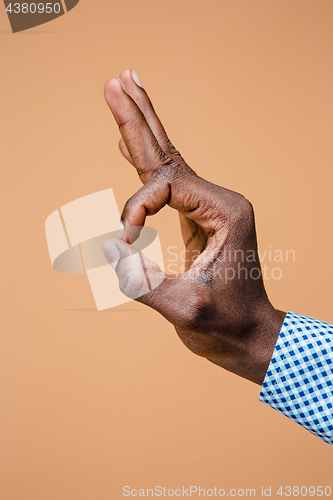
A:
[{"xmin": 102, "ymin": 69, "xmax": 286, "ymax": 385}]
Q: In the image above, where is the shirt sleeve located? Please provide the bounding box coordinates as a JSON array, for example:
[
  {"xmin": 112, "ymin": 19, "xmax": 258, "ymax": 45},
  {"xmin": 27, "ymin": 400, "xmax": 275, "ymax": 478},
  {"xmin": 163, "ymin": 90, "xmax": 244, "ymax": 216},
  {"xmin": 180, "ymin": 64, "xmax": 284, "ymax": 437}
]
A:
[{"xmin": 259, "ymin": 311, "xmax": 333, "ymax": 445}]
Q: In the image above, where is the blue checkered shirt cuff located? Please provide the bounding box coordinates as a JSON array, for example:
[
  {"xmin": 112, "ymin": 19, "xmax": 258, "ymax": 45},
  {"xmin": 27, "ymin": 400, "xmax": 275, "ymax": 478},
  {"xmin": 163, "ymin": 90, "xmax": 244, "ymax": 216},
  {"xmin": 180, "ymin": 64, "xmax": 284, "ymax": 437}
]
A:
[{"xmin": 259, "ymin": 311, "xmax": 333, "ymax": 445}]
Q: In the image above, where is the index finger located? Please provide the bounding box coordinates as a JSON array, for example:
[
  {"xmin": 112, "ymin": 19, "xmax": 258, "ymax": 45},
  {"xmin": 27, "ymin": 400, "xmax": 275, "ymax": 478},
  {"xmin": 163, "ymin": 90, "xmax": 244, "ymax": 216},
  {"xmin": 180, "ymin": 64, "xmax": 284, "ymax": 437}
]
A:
[
  {"xmin": 118, "ymin": 69, "xmax": 188, "ymax": 171},
  {"xmin": 104, "ymin": 77, "xmax": 166, "ymax": 183}
]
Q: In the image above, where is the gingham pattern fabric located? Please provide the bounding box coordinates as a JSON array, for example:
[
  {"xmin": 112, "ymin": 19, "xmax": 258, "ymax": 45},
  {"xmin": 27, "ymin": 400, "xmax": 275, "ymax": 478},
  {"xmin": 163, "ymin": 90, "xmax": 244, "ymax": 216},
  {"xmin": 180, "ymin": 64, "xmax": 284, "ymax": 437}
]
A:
[{"xmin": 259, "ymin": 311, "xmax": 333, "ymax": 445}]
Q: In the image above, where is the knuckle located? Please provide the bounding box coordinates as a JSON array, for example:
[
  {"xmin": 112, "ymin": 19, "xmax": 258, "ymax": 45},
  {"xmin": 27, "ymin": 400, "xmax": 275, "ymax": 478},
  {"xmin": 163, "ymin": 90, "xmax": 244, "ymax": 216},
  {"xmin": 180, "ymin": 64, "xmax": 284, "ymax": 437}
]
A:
[
  {"xmin": 123, "ymin": 196, "xmax": 134, "ymax": 211},
  {"xmin": 136, "ymin": 146, "xmax": 177, "ymax": 179},
  {"xmin": 165, "ymin": 139, "xmax": 194, "ymax": 173},
  {"xmin": 136, "ymin": 164, "xmax": 148, "ymax": 178},
  {"xmin": 153, "ymin": 156, "xmax": 179, "ymax": 181},
  {"xmin": 229, "ymin": 195, "xmax": 255, "ymax": 228},
  {"xmin": 180, "ymin": 287, "xmax": 212, "ymax": 331},
  {"xmin": 240, "ymin": 197, "xmax": 255, "ymax": 220},
  {"xmin": 165, "ymin": 139, "xmax": 181, "ymax": 158},
  {"xmin": 122, "ymin": 194, "xmax": 139, "ymax": 217},
  {"xmin": 118, "ymin": 116, "xmax": 141, "ymax": 133}
]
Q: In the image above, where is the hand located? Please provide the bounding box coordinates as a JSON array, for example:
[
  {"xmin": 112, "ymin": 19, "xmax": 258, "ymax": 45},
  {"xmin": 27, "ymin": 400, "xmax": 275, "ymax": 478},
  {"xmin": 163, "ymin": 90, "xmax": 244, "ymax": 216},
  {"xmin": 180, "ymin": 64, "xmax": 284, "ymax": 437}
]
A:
[{"xmin": 103, "ymin": 69, "xmax": 286, "ymax": 385}]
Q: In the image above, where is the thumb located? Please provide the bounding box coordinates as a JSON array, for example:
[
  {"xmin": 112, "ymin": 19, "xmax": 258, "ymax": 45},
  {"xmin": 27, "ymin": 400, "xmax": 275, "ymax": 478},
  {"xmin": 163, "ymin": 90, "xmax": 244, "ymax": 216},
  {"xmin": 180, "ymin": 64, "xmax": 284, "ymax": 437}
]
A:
[
  {"xmin": 102, "ymin": 238, "xmax": 205, "ymax": 332},
  {"xmin": 102, "ymin": 238, "xmax": 165, "ymax": 300}
]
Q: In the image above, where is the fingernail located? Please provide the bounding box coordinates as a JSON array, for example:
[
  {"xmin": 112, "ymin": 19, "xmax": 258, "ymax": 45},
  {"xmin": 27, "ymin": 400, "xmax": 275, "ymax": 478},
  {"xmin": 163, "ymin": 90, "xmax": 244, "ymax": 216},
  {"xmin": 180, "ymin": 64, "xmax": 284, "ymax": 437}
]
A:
[
  {"xmin": 118, "ymin": 220, "xmax": 125, "ymax": 239},
  {"xmin": 102, "ymin": 240, "xmax": 120, "ymax": 269},
  {"xmin": 131, "ymin": 70, "xmax": 143, "ymax": 88},
  {"xmin": 117, "ymin": 77, "xmax": 130, "ymax": 97}
]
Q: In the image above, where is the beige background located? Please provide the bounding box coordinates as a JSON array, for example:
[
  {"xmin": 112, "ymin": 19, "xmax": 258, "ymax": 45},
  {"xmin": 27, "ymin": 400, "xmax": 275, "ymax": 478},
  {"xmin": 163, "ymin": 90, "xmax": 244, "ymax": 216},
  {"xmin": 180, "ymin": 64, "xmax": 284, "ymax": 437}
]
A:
[{"xmin": 1, "ymin": 1, "xmax": 333, "ymax": 498}]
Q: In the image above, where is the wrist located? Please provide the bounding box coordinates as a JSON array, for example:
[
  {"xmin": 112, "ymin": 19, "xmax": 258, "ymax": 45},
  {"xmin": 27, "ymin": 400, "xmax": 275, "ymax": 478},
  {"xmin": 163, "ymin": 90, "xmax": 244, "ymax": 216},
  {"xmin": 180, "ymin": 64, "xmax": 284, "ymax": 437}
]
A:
[
  {"xmin": 207, "ymin": 305, "xmax": 286, "ymax": 386},
  {"xmin": 245, "ymin": 306, "xmax": 287, "ymax": 385}
]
